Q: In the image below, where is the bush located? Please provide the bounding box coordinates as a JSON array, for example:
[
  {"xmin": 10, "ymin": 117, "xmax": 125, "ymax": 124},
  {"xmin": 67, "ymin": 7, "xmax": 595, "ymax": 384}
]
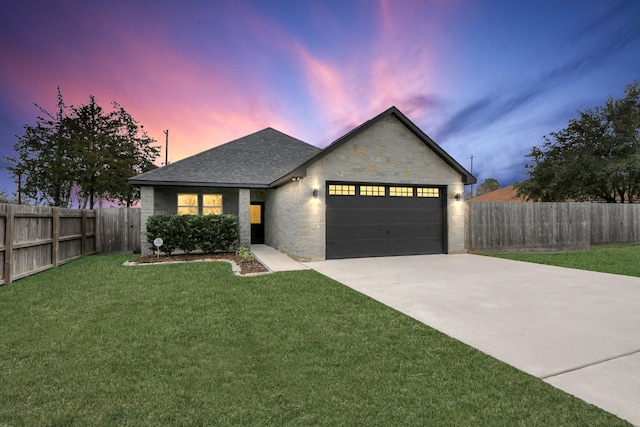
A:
[
  {"xmin": 146, "ymin": 214, "xmax": 239, "ymax": 255},
  {"xmin": 146, "ymin": 215, "xmax": 177, "ymax": 255},
  {"xmin": 235, "ymin": 246, "xmax": 255, "ymax": 263}
]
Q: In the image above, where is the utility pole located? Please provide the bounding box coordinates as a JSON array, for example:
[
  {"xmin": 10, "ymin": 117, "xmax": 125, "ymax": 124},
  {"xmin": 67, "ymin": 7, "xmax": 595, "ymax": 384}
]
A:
[{"xmin": 163, "ymin": 129, "xmax": 169, "ymax": 166}]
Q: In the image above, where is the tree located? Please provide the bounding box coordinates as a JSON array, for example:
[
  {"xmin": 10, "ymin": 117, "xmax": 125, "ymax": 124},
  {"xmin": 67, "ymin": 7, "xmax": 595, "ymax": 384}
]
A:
[
  {"xmin": 7, "ymin": 89, "xmax": 76, "ymax": 206},
  {"xmin": 475, "ymin": 178, "xmax": 500, "ymax": 196},
  {"xmin": 515, "ymin": 81, "xmax": 640, "ymax": 203},
  {"xmin": 6, "ymin": 90, "xmax": 160, "ymax": 207}
]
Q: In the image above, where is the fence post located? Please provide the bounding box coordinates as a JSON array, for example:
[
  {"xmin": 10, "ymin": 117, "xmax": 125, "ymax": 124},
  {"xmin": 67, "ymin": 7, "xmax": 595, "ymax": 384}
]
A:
[
  {"xmin": 52, "ymin": 207, "xmax": 59, "ymax": 267},
  {"xmin": 95, "ymin": 208, "xmax": 102, "ymax": 254},
  {"xmin": 4, "ymin": 204, "xmax": 14, "ymax": 285},
  {"xmin": 81, "ymin": 210, "xmax": 87, "ymax": 257}
]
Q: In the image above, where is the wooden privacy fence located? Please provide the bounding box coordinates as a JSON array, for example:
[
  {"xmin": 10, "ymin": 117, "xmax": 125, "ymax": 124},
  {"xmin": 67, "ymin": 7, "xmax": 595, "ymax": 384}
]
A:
[
  {"xmin": 0, "ymin": 205, "xmax": 141, "ymax": 285},
  {"xmin": 466, "ymin": 202, "xmax": 640, "ymax": 252},
  {"xmin": 97, "ymin": 207, "xmax": 141, "ymax": 254},
  {"xmin": 0, "ymin": 204, "xmax": 97, "ymax": 285}
]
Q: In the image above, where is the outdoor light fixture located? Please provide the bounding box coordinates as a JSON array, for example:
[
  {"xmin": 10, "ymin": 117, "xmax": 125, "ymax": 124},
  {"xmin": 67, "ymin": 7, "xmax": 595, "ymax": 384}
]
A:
[
  {"xmin": 312, "ymin": 189, "xmax": 319, "ymax": 198},
  {"xmin": 454, "ymin": 193, "xmax": 462, "ymax": 201},
  {"xmin": 291, "ymin": 176, "xmax": 303, "ymax": 182}
]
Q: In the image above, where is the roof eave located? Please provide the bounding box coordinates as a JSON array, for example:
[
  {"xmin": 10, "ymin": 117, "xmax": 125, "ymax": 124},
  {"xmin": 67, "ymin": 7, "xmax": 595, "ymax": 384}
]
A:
[
  {"xmin": 128, "ymin": 179, "xmax": 271, "ymax": 189},
  {"xmin": 291, "ymin": 106, "xmax": 477, "ymax": 185},
  {"xmin": 269, "ymin": 166, "xmax": 308, "ymax": 188}
]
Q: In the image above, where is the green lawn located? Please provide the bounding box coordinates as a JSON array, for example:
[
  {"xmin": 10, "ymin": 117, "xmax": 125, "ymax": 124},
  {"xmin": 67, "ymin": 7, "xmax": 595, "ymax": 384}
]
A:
[
  {"xmin": 483, "ymin": 243, "xmax": 640, "ymax": 277},
  {"xmin": 0, "ymin": 256, "xmax": 628, "ymax": 426}
]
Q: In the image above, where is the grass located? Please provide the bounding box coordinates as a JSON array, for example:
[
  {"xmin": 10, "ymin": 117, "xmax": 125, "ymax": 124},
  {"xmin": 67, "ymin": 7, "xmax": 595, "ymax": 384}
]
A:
[
  {"xmin": 0, "ymin": 256, "xmax": 629, "ymax": 426},
  {"xmin": 482, "ymin": 243, "xmax": 640, "ymax": 277}
]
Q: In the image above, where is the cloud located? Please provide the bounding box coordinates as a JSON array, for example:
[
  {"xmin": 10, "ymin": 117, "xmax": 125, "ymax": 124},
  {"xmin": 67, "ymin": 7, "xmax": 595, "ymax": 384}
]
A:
[
  {"xmin": 289, "ymin": 0, "xmax": 452, "ymax": 144},
  {"xmin": 437, "ymin": 1, "xmax": 640, "ymax": 140}
]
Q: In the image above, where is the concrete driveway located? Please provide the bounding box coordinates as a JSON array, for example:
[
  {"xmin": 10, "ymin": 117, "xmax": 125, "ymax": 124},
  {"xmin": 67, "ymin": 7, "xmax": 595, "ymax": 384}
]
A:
[{"xmin": 304, "ymin": 254, "xmax": 640, "ymax": 425}]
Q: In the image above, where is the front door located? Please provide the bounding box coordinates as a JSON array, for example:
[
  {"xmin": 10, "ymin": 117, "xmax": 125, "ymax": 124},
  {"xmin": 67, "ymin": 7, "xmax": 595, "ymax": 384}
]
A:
[{"xmin": 250, "ymin": 202, "xmax": 265, "ymax": 244}]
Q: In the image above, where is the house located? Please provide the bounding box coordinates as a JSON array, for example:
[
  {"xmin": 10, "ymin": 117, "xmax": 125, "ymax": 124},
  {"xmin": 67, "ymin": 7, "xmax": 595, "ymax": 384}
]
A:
[
  {"xmin": 130, "ymin": 106, "xmax": 476, "ymax": 260},
  {"xmin": 468, "ymin": 185, "xmax": 528, "ymax": 202}
]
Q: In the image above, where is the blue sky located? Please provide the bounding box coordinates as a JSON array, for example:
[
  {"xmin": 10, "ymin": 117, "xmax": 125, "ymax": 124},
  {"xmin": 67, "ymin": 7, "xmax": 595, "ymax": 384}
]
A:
[{"xmin": 1, "ymin": 0, "xmax": 639, "ymax": 200}]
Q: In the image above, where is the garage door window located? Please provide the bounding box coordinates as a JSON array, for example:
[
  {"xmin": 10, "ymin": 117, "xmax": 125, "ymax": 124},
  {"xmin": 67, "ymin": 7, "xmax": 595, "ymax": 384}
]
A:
[
  {"xmin": 328, "ymin": 184, "xmax": 356, "ymax": 195},
  {"xmin": 360, "ymin": 185, "xmax": 385, "ymax": 196},
  {"xmin": 389, "ymin": 186, "xmax": 414, "ymax": 197},
  {"xmin": 417, "ymin": 187, "xmax": 440, "ymax": 198}
]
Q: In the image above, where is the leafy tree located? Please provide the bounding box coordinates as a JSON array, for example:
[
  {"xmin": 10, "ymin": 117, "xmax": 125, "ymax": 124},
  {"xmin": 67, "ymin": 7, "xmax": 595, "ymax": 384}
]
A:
[
  {"xmin": 6, "ymin": 90, "xmax": 160, "ymax": 207},
  {"xmin": 476, "ymin": 178, "xmax": 500, "ymax": 196},
  {"xmin": 110, "ymin": 105, "xmax": 159, "ymax": 206},
  {"xmin": 515, "ymin": 81, "xmax": 640, "ymax": 203},
  {"xmin": 7, "ymin": 89, "xmax": 76, "ymax": 206}
]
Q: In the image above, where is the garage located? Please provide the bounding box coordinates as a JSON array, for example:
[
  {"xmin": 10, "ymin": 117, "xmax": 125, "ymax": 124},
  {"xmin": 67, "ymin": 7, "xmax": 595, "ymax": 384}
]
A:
[{"xmin": 326, "ymin": 182, "xmax": 446, "ymax": 259}]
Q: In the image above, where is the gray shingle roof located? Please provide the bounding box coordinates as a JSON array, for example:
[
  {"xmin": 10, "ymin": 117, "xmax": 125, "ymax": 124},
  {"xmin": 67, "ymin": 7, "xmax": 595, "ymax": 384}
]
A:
[
  {"xmin": 130, "ymin": 127, "xmax": 321, "ymax": 187},
  {"xmin": 130, "ymin": 107, "xmax": 476, "ymax": 188}
]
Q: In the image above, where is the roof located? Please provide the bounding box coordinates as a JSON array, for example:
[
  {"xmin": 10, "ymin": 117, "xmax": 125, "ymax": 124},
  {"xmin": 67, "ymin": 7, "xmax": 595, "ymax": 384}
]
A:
[
  {"xmin": 129, "ymin": 127, "xmax": 322, "ymax": 188},
  {"xmin": 283, "ymin": 106, "xmax": 476, "ymax": 186},
  {"xmin": 468, "ymin": 185, "xmax": 528, "ymax": 202},
  {"xmin": 130, "ymin": 106, "xmax": 477, "ymax": 188}
]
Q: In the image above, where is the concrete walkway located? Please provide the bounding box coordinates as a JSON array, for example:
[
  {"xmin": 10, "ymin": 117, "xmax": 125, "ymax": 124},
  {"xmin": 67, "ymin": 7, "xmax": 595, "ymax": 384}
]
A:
[
  {"xmin": 304, "ymin": 254, "xmax": 640, "ymax": 425},
  {"xmin": 250, "ymin": 244, "xmax": 309, "ymax": 272}
]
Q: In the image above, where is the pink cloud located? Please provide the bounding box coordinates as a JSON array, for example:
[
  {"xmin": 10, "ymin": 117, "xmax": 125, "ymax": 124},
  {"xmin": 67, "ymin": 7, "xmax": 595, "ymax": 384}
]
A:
[
  {"xmin": 3, "ymin": 4, "xmax": 300, "ymax": 165},
  {"xmin": 3, "ymin": 0, "xmax": 462, "ymax": 169},
  {"xmin": 288, "ymin": 0, "xmax": 458, "ymax": 140}
]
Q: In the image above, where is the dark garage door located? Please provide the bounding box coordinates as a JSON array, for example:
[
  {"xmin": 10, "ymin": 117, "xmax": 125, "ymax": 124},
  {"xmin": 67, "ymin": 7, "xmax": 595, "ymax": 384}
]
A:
[{"xmin": 326, "ymin": 183, "xmax": 445, "ymax": 259}]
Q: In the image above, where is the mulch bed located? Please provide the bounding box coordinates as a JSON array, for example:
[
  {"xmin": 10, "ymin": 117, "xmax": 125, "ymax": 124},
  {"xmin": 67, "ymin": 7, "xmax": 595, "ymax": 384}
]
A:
[{"xmin": 129, "ymin": 252, "xmax": 269, "ymax": 275}]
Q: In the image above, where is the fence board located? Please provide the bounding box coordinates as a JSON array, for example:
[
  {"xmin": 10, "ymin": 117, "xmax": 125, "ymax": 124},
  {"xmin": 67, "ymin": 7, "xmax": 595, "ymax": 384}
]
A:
[
  {"xmin": 97, "ymin": 208, "xmax": 141, "ymax": 253},
  {"xmin": 0, "ymin": 205, "xmax": 139, "ymax": 285},
  {"xmin": 467, "ymin": 202, "xmax": 640, "ymax": 252}
]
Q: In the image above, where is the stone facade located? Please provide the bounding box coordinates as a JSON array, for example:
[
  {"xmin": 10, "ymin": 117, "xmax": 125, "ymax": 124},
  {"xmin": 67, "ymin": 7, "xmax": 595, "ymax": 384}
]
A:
[
  {"xmin": 139, "ymin": 186, "xmax": 243, "ymax": 255},
  {"xmin": 140, "ymin": 186, "xmax": 155, "ymax": 256},
  {"xmin": 139, "ymin": 114, "xmax": 468, "ymax": 259},
  {"xmin": 265, "ymin": 115, "xmax": 467, "ymax": 260},
  {"xmin": 238, "ymin": 189, "xmax": 251, "ymax": 246}
]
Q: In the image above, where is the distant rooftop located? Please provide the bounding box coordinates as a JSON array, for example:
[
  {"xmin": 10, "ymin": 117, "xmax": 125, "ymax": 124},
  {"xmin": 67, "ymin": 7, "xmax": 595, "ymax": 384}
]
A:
[{"xmin": 468, "ymin": 185, "xmax": 528, "ymax": 202}]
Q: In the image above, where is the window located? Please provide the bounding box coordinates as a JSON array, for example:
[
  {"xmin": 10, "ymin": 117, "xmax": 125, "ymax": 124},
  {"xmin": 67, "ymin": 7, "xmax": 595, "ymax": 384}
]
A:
[
  {"xmin": 177, "ymin": 193, "xmax": 198, "ymax": 215},
  {"xmin": 250, "ymin": 204, "xmax": 262, "ymax": 224},
  {"xmin": 389, "ymin": 187, "xmax": 413, "ymax": 197},
  {"xmin": 417, "ymin": 187, "xmax": 439, "ymax": 198},
  {"xmin": 328, "ymin": 184, "xmax": 356, "ymax": 195},
  {"xmin": 177, "ymin": 193, "xmax": 223, "ymax": 215},
  {"xmin": 203, "ymin": 194, "xmax": 223, "ymax": 215},
  {"xmin": 360, "ymin": 185, "xmax": 385, "ymax": 196}
]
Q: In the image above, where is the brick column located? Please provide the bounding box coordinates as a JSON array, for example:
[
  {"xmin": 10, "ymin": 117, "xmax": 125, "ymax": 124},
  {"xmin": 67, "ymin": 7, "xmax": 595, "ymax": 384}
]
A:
[
  {"xmin": 238, "ymin": 188, "xmax": 251, "ymax": 246},
  {"xmin": 140, "ymin": 186, "xmax": 155, "ymax": 255}
]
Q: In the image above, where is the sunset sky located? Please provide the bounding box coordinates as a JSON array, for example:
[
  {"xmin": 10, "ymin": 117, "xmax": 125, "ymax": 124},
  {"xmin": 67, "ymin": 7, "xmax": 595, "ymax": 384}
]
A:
[{"xmin": 1, "ymin": 0, "xmax": 639, "ymax": 199}]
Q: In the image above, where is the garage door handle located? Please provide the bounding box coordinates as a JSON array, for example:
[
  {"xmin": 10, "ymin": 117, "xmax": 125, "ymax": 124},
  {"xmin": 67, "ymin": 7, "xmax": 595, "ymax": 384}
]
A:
[{"xmin": 386, "ymin": 230, "xmax": 390, "ymax": 234}]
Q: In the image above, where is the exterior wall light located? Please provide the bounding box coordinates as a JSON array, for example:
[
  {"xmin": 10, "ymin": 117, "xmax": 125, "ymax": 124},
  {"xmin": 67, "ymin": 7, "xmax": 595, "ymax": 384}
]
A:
[
  {"xmin": 312, "ymin": 189, "xmax": 319, "ymax": 198},
  {"xmin": 454, "ymin": 193, "xmax": 462, "ymax": 201},
  {"xmin": 291, "ymin": 176, "xmax": 303, "ymax": 182}
]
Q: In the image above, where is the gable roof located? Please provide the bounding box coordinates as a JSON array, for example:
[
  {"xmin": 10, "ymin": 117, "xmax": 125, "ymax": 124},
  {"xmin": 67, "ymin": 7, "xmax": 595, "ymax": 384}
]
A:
[
  {"xmin": 129, "ymin": 127, "xmax": 322, "ymax": 188},
  {"xmin": 272, "ymin": 106, "xmax": 476, "ymax": 186},
  {"xmin": 130, "ymin": 106, "xmax": 476, "ymax": 188}
]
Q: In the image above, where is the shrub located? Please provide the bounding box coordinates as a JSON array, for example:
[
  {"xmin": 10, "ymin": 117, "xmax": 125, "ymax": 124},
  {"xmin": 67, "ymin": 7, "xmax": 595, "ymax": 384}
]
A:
[
  {"xmin": 173, "ymin": 215, "xmax": 197, "ymax": 254},
  {"xmin": 146, "ymin": 214, "xmax": 239, "ymax": 255},
  {"xmin": 192, "ymin": 214, "xmax": 239, "ymax": 253},
  {"xmin": 146, "ymin": 215, "xmax": 177, "ymax": 255},
  {"xmin": 235, "ymin": 246, "xmax": 255, "ymax": 263}
]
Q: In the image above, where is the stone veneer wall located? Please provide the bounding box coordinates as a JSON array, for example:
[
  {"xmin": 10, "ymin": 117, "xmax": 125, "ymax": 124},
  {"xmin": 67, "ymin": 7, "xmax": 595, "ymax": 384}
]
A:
[
  {"xmin": 139, "ymin": 186, "xmax": 241, "ymax": 255},
  {"xmin": 266, "ymin": 115, "xmax": 466, "ymax": 261},
  {"xmin": 140, "ymin": 186, "xmax": 154, "ymax": 256}
]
